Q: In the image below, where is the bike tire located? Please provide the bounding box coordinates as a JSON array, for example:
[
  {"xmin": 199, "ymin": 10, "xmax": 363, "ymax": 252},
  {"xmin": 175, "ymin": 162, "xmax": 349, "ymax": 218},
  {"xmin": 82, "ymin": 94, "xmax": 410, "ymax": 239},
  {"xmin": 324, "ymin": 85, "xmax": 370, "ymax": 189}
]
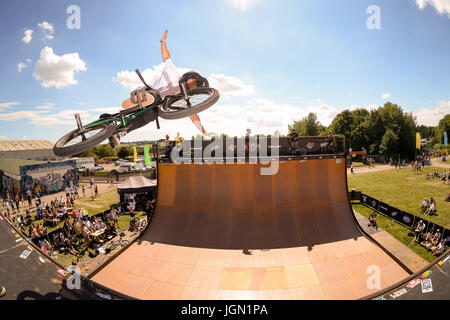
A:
[
  {"xmin": 119, "ymin": 239, "xmax": 130, "ymax": 247},
  {"xmin": 139, "ymin": 220, "xmax": 147, "ymax": 230},
  {"xmin": 106, "ymin": 241, "xmax": 118, "ymax": 251},
  {"xmin": 53, "ymin": 122, "xmax": 116, "ymax": 157},
  {"xmin": 158, "ymin": 87, "xmax": 219, "ymax": 120}
]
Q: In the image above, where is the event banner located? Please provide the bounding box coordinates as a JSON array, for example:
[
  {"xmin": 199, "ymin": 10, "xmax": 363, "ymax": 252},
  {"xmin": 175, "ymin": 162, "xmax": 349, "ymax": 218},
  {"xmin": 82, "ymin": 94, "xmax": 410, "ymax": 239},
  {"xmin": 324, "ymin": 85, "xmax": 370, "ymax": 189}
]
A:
[
  {"xmin": 144, "ymin": 145, "xmax": 151, "ymax": 166},
  {"xmin": 360, "ymin": 193, "xmax": 447, "ymax": 239}
]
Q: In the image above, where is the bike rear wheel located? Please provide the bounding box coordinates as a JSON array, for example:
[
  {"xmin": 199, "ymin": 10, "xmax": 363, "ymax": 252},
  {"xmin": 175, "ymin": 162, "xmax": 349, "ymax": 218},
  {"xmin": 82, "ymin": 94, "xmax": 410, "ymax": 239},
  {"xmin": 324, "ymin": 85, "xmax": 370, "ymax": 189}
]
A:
[
  {"xmin": 159, "ymin": 87, "xmax": 219, "ymax": 120},
  {"xmin": 54, "ymin": 123, "xmax": 116, "ymax": 157}
]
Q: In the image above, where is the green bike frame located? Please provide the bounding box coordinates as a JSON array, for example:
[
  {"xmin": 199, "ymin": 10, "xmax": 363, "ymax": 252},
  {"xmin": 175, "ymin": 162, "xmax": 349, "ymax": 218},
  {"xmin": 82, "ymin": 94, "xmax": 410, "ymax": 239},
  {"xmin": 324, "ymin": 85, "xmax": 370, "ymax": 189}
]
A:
[{"xmin": 83, "ymin": 103, "xmax": 158, "ymax": 130}]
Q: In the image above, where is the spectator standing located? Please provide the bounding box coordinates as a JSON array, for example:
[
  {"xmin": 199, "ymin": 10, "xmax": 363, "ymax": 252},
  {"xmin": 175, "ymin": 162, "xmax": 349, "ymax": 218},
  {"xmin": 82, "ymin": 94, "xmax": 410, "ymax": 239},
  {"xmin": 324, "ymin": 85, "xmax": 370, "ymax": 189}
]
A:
[{"xmin": 413, "ymin": 220, "xmax": 426, "ymax": 242}]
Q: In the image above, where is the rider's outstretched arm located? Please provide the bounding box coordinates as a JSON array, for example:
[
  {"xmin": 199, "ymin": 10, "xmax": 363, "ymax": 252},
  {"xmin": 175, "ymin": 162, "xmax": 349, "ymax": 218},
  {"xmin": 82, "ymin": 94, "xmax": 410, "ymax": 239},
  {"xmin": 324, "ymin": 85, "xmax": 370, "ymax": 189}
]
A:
[{"xmin": 161, "ymin": 30, "xmax": 170, "ymax": 62}]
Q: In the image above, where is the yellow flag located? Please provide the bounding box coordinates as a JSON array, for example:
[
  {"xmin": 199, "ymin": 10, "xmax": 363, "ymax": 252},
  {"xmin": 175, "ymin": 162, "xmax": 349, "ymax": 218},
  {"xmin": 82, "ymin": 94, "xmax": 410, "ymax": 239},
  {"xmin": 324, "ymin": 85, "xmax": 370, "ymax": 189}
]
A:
[
  {"xmin": 416, "ymin": 132, "xmax": 421, "ymax": 149},
  {"xmin": 133, "ymin": 146, "xmax": 137, "ymax": 164}
]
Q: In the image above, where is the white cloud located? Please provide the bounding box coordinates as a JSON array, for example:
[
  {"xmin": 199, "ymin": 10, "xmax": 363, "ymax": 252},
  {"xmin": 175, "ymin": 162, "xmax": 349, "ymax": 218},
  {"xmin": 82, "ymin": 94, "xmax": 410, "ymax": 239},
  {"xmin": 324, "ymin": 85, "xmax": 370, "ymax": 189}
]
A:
[
  {"xmin": 207, "ymin": 73, "xmax": 255, "ymax": 97},
  {"xmin": 0, "ymin": 102, "xmax": 20, "ymax": 112},
  {"xmin": 22, "ymin": 29, "xmax": 33, "ymax": 44},
  {"xmin": 113, "ymin": 63, "xmax": 193, "ymax": 90},
  {"xmin": 227, "ymin": 0, "xmax": 258, "ymax": 11},
  {"xmin": 416, "ymin": 0, "xmax": 450, "ymax": 17},
  {"xmin": 350, "ymin": 104, "xmax": 378, "ymax": 111},
  {"xmin": 33, "ymin": 47, "xmax": 87, "ymax": 88},
  {"xmin": 414, "ymin": 100, "xmax": 450, "ymax": 126},
  {"xmin": 17, "ymin": 62, "xmax": 27, "ymax": 72},
  {"xmin": 17, "ymin": 59, "xmax": 32, "ymax": 72},
  {"xmin": 382, "ymin": 93, "xmax": 391, "ymax": 99},
  {"xmin": 35, "ymin": 105, "xmax": 52, "ymax": 110},
  {"xmin": 0, "ymin": 136, "xmax": 7, "ymax": 140},
  {"xmin": 38, "ymin": 21, "xmax": 55, "ymax": 40},
  {"xmin": 0, "ymin": 108, "xmax": 96, "ymax": 127}
]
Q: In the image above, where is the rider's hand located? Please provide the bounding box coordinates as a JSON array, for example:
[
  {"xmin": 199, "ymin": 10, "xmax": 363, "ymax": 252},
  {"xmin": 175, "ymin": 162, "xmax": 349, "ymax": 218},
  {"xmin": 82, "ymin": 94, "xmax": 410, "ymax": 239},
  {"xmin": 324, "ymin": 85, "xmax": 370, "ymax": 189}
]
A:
[{"xmin": 161, "ymin": 30, "xmax": 168, "ymax": 42}]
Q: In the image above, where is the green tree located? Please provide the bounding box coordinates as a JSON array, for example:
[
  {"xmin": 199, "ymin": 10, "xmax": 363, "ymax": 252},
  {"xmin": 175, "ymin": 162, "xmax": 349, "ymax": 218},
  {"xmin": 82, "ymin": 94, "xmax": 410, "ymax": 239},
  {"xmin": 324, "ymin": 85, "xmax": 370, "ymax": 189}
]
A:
[
  {"xmin": 92, "ymin": 145, "xmax": 117, "ymax": 158},
  {"xmin": 379, "ymin": 129, "xmax": 399, "ymax": 155},
  {"xmin": 117, "ymin": 146, "xmax": 132, "ymax": 159},
  {"xmin": 435, "ymin": 114, "xmax": 450, "ymax": 145},
  {"xmin": 289, "ymin": 113, "xmax": 326, "ymax": 136}
]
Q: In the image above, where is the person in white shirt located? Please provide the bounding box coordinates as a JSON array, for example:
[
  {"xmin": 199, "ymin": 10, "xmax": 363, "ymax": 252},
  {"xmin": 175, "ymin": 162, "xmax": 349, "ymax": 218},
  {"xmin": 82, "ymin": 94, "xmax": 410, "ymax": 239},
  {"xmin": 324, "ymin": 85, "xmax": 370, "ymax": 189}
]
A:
[
  {"xmin": 432, "ymin": 240, "xmax": 446, "ymax": 256},
  {"xmin": 110, "ymin": 30, "xmax": 207, "ymax": 146}
]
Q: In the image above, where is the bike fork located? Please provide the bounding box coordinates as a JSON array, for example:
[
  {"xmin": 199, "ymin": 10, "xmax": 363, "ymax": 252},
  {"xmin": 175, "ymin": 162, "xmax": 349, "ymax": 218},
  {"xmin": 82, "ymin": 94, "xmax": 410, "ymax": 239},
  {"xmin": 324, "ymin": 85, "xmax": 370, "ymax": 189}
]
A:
[
  {"xmin": 75, "ymin": 113, "xmax": 87, "ymax": 141},
  {"xmin": 180, "ymin": 83, "xmax": 191, "ymax": 107}
]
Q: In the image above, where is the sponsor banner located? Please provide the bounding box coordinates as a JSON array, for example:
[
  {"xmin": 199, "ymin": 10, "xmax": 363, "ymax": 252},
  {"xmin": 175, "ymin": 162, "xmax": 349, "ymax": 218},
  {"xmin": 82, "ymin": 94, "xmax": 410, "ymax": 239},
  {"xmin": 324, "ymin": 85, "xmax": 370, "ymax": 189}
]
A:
[
  {"xmin": 19, "ymin": 249, "xmax": 32, "ymax": 259},
  {"xmin": 421, "ymin": 270, "xmax": 432, "ymax": 279},
  {"xmin": 400, "ymin": 211, "xmax": 415, "ymax": 228},
  {"xmin": 361, "ymin": 194, "xmax": 378, "ymax": 210},
  {"xmin": 443, "ymin": 229, "xmax": 450, "ymax": 244},
  {"xmin": 370, "ymin": 198, "xmax": 379, "ymax": 211},
  {"xmin": 439, "ymin": 255, "xmax": 450, "ymax": 266},
  {"xmin": 421, "ymin": 279, "xmax": 433, "ymax": 293},
  {"xmin": 389, "ymin": 288, "xmax": 407, "ymax": 299},
  {"xmin": 361, "ymin": 193, "xmax": 370, "ymax": 205},
  {"xmin": 387, "ymin": 206, "xmax": 402, "ymax": 223},
  {"xmin": 407, "ymin": 279, "xmax": 421, "ymax": 289},
  {"xmin": 378, "ymin": 201, "xmax": 389, "ymax": 215}
]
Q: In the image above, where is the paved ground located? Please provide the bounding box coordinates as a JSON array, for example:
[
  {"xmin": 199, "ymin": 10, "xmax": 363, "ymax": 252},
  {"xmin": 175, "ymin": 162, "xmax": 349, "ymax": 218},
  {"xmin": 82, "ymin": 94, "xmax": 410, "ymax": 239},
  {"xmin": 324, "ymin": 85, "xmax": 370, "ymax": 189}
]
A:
[
  {"xmin": 348, "ymin": 158, "xmax": 450, "ymax": 176},
  {"xmin": 377, "ymin": 251, "xmax": 450, "ymax": 300},
  {"xmin": 354, "ymin": 210, "xmax": 428, "ymax": 272}
]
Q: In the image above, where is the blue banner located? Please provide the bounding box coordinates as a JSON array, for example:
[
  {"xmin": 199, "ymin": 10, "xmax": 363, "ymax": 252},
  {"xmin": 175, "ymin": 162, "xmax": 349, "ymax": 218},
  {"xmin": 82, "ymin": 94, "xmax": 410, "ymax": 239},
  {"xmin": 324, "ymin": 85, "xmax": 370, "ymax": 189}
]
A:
[{"xmin": 445, "ymin": 131, "xmax": 448, "ymax": 147}]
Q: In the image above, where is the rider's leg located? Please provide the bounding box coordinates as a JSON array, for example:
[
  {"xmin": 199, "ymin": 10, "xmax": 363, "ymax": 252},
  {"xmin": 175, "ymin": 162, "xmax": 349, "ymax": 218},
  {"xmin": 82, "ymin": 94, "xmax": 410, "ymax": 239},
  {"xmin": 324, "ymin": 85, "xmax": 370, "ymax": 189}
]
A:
[
  {"xmin": 109, "ymin": 109, "xmax": 158, "ymax": 147},
  {"xmin": 122, "ymin": 93, "xmax": 155, "ymax": 109}
]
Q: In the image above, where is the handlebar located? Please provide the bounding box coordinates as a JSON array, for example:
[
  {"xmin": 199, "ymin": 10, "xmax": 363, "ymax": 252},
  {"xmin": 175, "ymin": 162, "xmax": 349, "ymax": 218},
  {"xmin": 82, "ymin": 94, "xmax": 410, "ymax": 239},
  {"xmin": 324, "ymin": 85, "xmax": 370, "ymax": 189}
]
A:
[{"xmin": 135, "ymin": 69, "xmax": 153, "ymax": 89}]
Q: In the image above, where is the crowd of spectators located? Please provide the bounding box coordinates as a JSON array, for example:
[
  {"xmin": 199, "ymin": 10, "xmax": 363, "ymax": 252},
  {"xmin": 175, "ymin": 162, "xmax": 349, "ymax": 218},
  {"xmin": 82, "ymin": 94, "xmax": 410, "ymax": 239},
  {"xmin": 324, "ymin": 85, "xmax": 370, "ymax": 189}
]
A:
[
  {"xmin": 1, "ymin": 183, "xmax": 156, "ymax": 263},
  {"xmin": 420, "ymin": 197, "xmax": 437, "ymax": 216},
  {"xmin": 425, "ymin": 170, "xmax": 449, "ymax": 183}
]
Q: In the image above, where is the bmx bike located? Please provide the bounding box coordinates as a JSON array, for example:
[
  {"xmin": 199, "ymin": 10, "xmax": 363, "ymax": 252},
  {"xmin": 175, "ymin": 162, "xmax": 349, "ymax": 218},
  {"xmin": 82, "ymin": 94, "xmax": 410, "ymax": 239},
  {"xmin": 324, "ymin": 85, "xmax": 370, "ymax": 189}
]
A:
[
  {"xmin": 53, "ymin": 69, "xmax": 220, "ymax": 157},
  {"xmin": 105, "ymin": 232, "xmax": 129, "ymax": 252},
  {"xmin": 129, "ymin": 218, "xmax": 147, "ymax": 233}
]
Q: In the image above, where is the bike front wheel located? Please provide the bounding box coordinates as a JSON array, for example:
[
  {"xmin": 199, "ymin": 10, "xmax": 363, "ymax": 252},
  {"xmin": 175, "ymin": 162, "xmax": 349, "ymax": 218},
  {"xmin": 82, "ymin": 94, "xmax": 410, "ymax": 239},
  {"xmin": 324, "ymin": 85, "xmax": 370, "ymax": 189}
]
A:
[
  {"xmin": 54, "ymin": 123, "xmax": 116, "ymax": 157},
  {"xmin": 159, "ymin": 87, "xmax": 219, "ymax": 120}
]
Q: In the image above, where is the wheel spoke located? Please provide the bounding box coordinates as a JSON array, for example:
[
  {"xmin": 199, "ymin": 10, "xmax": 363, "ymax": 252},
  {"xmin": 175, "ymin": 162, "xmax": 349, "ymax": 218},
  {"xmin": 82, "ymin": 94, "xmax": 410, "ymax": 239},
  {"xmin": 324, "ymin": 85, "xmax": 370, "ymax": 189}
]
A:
[{"xmin": 166, "ymin": 93, "xmax": 211, "ymax": 113}]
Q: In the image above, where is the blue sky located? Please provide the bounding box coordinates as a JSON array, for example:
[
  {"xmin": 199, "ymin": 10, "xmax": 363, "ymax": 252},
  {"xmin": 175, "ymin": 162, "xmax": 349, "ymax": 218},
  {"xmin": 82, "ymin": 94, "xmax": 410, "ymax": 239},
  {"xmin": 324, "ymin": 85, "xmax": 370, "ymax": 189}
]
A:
[{"xmin": 0, "ymin": 0, "xmax": 449, "ymax": 142}]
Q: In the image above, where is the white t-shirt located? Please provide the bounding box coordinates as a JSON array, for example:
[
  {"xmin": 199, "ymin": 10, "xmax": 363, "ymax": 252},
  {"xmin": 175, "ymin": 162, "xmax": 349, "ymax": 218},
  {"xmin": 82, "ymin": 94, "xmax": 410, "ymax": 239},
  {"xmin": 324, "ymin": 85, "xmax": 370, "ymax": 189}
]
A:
[{"xmin": 150, "ymin": 59, "xmax": 181, "ymax": 99}]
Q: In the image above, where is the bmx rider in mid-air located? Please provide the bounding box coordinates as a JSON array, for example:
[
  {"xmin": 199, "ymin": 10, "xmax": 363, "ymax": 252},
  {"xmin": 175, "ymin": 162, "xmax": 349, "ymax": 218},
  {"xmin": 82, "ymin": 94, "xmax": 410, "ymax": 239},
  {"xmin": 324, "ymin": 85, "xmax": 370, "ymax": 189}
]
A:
[{"xmin": 110, "ymin": 30, "xmax": 210, "ymax": 146}]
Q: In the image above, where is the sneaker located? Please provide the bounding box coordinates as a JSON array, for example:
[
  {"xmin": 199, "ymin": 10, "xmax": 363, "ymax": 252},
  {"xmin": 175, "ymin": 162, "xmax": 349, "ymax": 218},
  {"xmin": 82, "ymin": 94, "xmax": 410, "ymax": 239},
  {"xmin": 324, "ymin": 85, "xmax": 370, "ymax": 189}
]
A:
[
  {"xmin": 109, "ymin": 135, "xmax": 120, "ymax": 147},
  {"xmin": 0, "ymin": 285, "xmax": 6, "ymax": 297},
  {"xmin": 108, "ymin": 131, "xmax": 126, "ymax": 147}
]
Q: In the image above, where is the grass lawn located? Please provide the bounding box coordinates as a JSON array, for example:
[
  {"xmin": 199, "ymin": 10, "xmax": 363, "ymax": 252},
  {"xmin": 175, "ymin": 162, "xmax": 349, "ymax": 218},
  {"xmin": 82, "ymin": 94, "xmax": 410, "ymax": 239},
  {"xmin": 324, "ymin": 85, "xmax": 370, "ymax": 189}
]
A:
[
  {"xmin": 351, "ymin": 161, "xmax": 383, "ymax": 167},
  {"xmin": 348, "ymin": 166, "xmax": 450, "ymax": 228},
  {"xmin": 73, "ymin": 188, "xmax": 119, "ymax": 216},
  {"xmin": 352, "ymin": 202, "xmax": 437, "ymax": 263}
]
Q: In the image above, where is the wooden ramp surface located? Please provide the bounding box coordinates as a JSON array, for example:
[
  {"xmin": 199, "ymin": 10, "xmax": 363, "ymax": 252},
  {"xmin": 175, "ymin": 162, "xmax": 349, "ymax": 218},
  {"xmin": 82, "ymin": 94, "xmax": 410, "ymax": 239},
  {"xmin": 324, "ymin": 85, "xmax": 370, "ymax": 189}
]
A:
[{"xmin": 92, "ymin": 158, "xmax": 409, "ymax": 299}]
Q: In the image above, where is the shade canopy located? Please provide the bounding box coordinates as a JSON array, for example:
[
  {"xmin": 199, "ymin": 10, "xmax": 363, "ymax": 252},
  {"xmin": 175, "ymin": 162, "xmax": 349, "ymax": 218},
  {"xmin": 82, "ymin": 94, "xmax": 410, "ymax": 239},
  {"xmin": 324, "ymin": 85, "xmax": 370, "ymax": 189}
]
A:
[{"xmin": 117, "ymin": 175, "xmax": 157, "ymax": 195}]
